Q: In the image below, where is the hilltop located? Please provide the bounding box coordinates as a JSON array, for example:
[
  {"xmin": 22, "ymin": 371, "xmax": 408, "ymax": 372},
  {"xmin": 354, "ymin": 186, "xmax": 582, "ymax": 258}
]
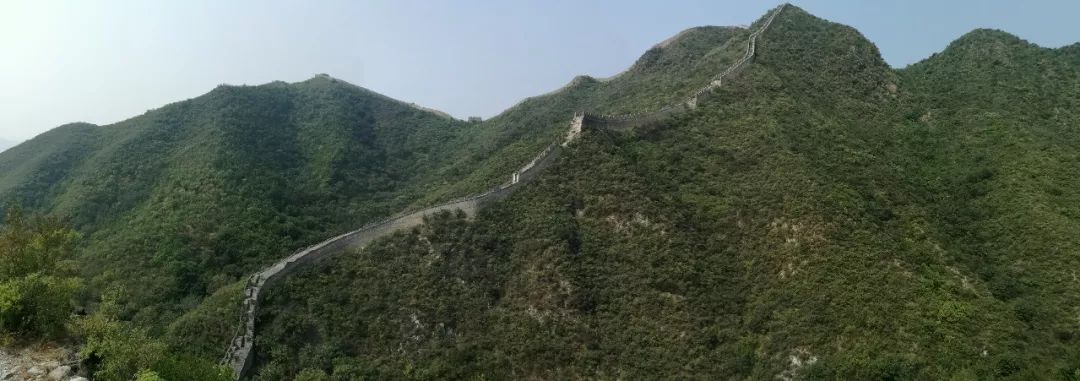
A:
[{"xmin": 0, "ymin": 75, "xmax": 493, "ymax": 330}]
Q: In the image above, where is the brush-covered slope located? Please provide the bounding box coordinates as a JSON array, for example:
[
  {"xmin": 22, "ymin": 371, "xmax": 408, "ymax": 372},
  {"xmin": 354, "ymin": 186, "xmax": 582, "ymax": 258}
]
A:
[
  {"xmin": 0, "ymin": 75, "xmax": 491, "ymax": 329},
  {"xmin": 0, "ymin": 16, "xmax": 764, "ymax": 365},
  {"xmin": 427, "ymin": 22, "xmax": 757, "ymax": 200},
  {"xmin": 250, "ymin": 6, "xmax": 1080, "ymax": 381}
]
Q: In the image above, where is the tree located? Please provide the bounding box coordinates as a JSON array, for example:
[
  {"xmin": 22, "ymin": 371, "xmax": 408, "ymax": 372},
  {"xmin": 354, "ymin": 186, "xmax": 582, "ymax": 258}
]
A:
[
  {"xmin": 293, "ymin": 368, "xmax": 330, "ymax": 381},
  {"xmin": 76, "ymin": 311, "xmax": 166, "ymax": 381},
  {"xmin": 75, "ymin": 291, "xmax": 232, "ymax": 381},
  {"xmin": 0, "ymin": 208, "xmax": 81, "ymax": 338},
  {"xmin": 135, "ymin": 369, "xmax": 166, "ymax": 381}
]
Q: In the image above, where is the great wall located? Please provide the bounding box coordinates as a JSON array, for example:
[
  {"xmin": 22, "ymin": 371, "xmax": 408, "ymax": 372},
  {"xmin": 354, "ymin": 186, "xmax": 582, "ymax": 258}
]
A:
[{"xmin": 221, "ymin": 4, "xmax": 786, "ymax": 379}]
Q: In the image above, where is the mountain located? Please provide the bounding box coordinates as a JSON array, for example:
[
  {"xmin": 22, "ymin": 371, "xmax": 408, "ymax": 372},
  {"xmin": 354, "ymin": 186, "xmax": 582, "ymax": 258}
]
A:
[
  {"xmin": 0, "ymin": 76, "xmax": 506, "ymax": 330},
  {"xmin": 244, "ymin": 5, "xmax": 1080, "ymax": 381},
  {"xmin": 0, "ymin": 9, "xmax": 756, "ymax": 368},
  {"xmin": 2, "ymin": 3, "xmax": 1078, "ymax": 380}
]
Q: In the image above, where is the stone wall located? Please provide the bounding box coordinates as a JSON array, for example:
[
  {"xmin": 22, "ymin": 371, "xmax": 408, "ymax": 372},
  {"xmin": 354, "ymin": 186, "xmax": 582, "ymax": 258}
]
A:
[
  {"xmin": 582, "ymin": 3, "xmax": 785, "ymax": 132},
  {"xmin": 221, "ymin": 117, "xmax": 576, "ymax": 378},
  {"xmin": 222, "ymin": 4, "xmax": 786, "ymax": 379}
]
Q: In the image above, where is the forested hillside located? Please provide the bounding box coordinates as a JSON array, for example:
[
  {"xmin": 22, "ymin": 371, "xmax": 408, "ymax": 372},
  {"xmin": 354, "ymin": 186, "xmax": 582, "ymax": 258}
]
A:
[
  {"xmin": 0, "ymin": 76, "xmax": 498, "ymax": 331},
  {"xmin": 248, "ymin": 6, "xmax": 1080, "ymax": 380},
  {"xmin": 2, "ymin": 3, "xmax": 1078, "ymax": 380},
  {"xmin": 0, "ymin": 17, "xmax": 754, "ymax": 329},
  {"xmin": 424, "ymin": 23, "xmax": 756, "ymax": 201},
  {"xmin": 0, "ymin": 10, "xmax": 760, "ymax": 380}
]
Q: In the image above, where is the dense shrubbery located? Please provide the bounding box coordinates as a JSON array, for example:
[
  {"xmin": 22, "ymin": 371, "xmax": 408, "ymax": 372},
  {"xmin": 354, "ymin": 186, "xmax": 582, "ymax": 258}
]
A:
[
  {"xmin": 0, "ymin": 208, "xmax": 232, "ymax": 380},
  {"xmin": 249, "ymin": 6, "xmax": 1080, "ymax": 381},
  {"xmin": 74, "ymin": 296, "xmax": 232, "ymax": 381},
  {"xmin": 0, "ymin": 75, "xmax": 506, "ymax": 352},
  {"xmin": 0, "ymin": 208, "xmax": 81, "ymax": 339}
]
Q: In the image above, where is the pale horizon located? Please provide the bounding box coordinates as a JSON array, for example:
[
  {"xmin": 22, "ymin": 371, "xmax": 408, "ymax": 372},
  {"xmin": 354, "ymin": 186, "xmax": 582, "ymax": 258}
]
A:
[{"xmin": 2, "ymin": 0, "xmax": 1078, "ymax": 143}]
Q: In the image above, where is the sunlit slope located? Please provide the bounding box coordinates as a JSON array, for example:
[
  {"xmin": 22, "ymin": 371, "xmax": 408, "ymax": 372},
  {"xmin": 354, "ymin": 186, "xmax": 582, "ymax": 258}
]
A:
[{"xmin": 251, "ymin": 6, "xmax": 1080, "ymax": 380}]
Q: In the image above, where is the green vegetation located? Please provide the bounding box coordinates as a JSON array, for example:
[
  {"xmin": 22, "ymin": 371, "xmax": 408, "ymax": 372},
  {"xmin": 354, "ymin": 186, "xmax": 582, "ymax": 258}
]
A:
[
  {"xmin": 431, "ymin": 24, "xmax": 753, "ymax": 200},
  {"xmin": 0, "ymin": 208, "xmax": 81, "ymax": 339},
  {"xmin": 0, "ymin": 77, "xmax": 492, "ymax": 338},
  {"xmin": 1, "ymin": 4, "xmax": 1078, "ymax": 380},
  {"xmin": 0, "ymin": 208, "xmax": 232, "ymax": 380},
  {"xmin": 0, "ymin": 6, "xmax": 754, "ymax": 366},
  {"xmin": 74, "ymin": 294, "xmax": 232, "ymax": 381},
  {"xmin": 250, "ymin": 6, "xmax": 1080, "ymax": 381}
]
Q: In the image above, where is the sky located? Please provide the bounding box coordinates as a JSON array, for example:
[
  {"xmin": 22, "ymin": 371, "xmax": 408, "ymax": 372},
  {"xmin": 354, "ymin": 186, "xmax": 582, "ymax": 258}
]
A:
[{"xmin": 2, "ymin": 0, "xmax": 1078, "ymax": 143}]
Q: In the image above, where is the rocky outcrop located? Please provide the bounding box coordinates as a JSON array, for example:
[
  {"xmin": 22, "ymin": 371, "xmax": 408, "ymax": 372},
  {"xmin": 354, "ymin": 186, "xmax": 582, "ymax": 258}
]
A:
[{"xmin": 0, "ymin": 345, "xmax": 82, "ymax": 381}]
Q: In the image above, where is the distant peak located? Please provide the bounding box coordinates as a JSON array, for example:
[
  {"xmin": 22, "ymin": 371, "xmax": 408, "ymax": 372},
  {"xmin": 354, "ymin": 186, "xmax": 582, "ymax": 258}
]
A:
[
  {"xmin": 24, "ymin": 122, "xmax": 98, "ymax": 141},
  {"xmin": 570, "ymin": 75, "xmax": 598, "ymax": 85},
  {"xmin": 767, "ymin": 4, "xmax": 827, "ymax": 28},
  {"xmin": 955, "ymin": 28, "xmax": 1027, "ymax": 45},
  {"xmin": 653, "ymin": 26, "xmax": 740, "ymax": 50},
  {"xmin": 1062, "ymin": 42, "xmax": 1080, "ymax": 56},
  {"xmin": 299, "ymin": 73, "xmax": 346, "ymax": 86},
  {"xmin": 938, "ymin": 28, "xmax": 1039, "ymax": 59},
  {"xmin": 57, "ymin": 122, "xmax": 99, "ymax": 129}
]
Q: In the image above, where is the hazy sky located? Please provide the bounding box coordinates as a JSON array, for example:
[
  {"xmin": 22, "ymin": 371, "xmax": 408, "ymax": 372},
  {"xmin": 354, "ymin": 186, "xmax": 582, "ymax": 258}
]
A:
[{"xmin": 2, "ymin": 1, "xmax": 1078, "ymax": 143}]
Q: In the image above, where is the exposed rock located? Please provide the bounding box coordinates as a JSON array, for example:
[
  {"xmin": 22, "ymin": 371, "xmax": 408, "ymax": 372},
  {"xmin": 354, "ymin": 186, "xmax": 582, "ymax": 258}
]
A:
[
  {"xmin": 69, "ymin": 378, "xmax": 89, "ymax": 381},
  {"xmin": 0, "ymin": 344, "xmax": 78, "ymax": 381},
  {"xmin": 47, "ymin": 365, "xmax": 71, "ymax": 380},
  {"xmin": 778, "ymin": 348, "xmax": 818, "ymax": 381}
]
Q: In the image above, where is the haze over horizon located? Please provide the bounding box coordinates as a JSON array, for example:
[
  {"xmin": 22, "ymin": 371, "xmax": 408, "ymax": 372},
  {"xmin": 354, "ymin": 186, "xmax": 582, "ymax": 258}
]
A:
[{"xmin": 2, "ymin": 0, "xmax": 1078, "ymax": 143}]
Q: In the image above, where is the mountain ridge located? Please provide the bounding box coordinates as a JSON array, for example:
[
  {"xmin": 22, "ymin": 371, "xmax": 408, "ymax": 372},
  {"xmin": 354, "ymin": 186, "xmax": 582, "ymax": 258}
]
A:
[
  {"xmin": 220, "ymin": 5, "xmax": 788, "ymax": 378},
  {"xmin": 244, "ymin": 4, "xmax": 1080, "ymax": 380},
  {"xmin": 0, "ymin": 4, "xmax": 788, "ymax": 341},
  {"xmin": 2, "ymin": 3, "xmax": 1079, "ymax": 380}
]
